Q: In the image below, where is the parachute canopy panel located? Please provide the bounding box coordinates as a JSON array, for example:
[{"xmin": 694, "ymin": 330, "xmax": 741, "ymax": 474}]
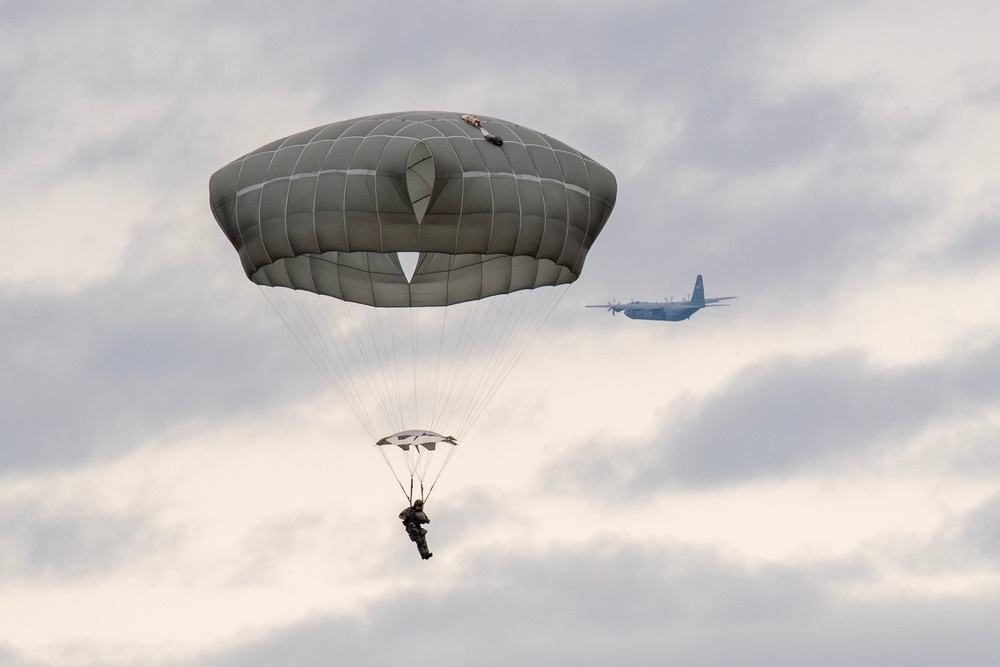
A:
[{"xmin": 209, "ymin": 110, "xmax": 617, "ymax": 307}]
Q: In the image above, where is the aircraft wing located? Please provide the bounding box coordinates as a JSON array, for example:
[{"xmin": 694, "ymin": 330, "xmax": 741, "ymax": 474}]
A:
[{"xmin": 586, "ymin": 302, "xmax": 627, "ymax": 314}]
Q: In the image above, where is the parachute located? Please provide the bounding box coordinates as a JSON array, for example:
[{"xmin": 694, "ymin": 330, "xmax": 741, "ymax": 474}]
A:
[{"xmin": 210, "ymin": 111, "xmax": 616, "ymax": 502}]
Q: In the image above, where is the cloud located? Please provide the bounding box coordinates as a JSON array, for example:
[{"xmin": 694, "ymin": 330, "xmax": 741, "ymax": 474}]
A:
[
  {"xmin": 937, "ymin": 214, "xmax": 1000, "ymax": 271},
  {"xmin": 160, "ymin": 537, "xmax": 1000, "ymax": 667},
  {"xmin": 174, "ymin": 539, "xmax": 826, "ymax": 667},
  {"xmin": 0, "ymin": 646, "xmax": 37, "ymax": 667},
  {"xmin": 2, "ymin": 0, "xmax": 943, "ymax": 306},
  {"xmin": 0, "ymin": 248, "xmax": 322, "ymax": 472},
  {"xmin": 547, "ymin": 339, "xmax": 1000, "ymax": 493},
  {"xmin": 596, "ymin": 72, "xmax": 940, "ymax": 309},
  {"xmin": 960, "ymin": 494, "xmax": 1000, "ymax": 564},
  {"xmin": 0, "ymin": 502, "xmax": 157, "ymax": 579},
  {"xmin": 227, "ymin": 511, "xmax": 327, "ymax": 585}
]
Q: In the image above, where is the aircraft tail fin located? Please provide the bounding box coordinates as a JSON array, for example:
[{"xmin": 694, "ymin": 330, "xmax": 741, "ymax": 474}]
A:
[{"xmin": 691, "ymin": 275, "xmax": 705, "ymax": 307}]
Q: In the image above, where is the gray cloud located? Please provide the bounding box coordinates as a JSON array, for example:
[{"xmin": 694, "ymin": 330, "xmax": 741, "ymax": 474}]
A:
[
  {"xmin": 0, "ymin": 646, "xmax": 39, "ymax": 667},
  {"xmin": 0, "ymin": 249, "xmax": 323, "ymax": 472},
  {"xmin": 936, "ymin": 213, "xmax": 1000, "ymax": 271},
  {"xmin": 0, "ymin": 503, "xmax": 161, "ymax": 580},
  {"xmin": 587, "ymin": 82, "xmax": 936, "ymax": 313},
  {"xmin": 177, "ymin": 540, "xmax": 827, "ymax": 667},
  {"xmin": 546, "ymin": 340, "xmax": 1000, "ymax": 493},
  {"xmin": 0, "ymin": 533, "xmax": 996, "ymax": 667},
  {"xmin": 505, "ymin": 4, "xmax": 952, "ymax": 315},
  {"xmin": 961, "ymin": 494, "xmax": 1000, "ymax": 563},
  {"xmin": 155, "ymin": 539, "xmax": 998, "ymax": 667},
  {"xmin": 863, "ymin": 492, "xmax": 1000, "ymax": 585},
  {"xmin": 228, "ymin": 512, "xmax": 327, "ymax": 585},
  {"xmin": 2, "ymin": 0, "xmax": 953, "ymax": 324}
]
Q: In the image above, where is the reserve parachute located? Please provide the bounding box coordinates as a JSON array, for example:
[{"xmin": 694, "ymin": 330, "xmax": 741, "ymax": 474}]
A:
[{"xmin": 210, "ymin": 111, "xmax": 616, "ymax": 501}]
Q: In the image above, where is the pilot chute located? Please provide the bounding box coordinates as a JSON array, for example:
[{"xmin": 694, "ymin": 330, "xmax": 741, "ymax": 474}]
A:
[{"xmin": 210, "ymin": 111, "xmax": 616, "ymax": 501}]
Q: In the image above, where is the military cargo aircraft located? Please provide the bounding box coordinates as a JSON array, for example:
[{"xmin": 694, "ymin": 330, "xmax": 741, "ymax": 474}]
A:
[{"xmin": 586, "ymin": 275, "xmax": 736, "ymax": 321}]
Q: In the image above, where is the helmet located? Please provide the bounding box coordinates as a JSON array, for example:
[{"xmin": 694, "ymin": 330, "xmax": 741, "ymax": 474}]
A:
[{"xmin": 413, "ymin": 499, "xmax": 424, "ymax": 509}]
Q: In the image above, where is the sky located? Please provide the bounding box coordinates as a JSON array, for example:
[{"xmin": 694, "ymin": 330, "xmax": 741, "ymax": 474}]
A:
[{"xmin": 2, "ymin": 0, "xmax": 999, "ymax": 665}]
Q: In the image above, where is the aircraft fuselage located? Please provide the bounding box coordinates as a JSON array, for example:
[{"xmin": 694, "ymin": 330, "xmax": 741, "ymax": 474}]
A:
[{"xmin": 622, "ymin": 306, "xmax": 698, "ymax": 321}]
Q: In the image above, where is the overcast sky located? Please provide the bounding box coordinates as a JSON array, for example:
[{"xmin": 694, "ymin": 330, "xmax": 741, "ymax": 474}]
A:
[{"xmin": 2, "ymin": 1, "xmax": 1000, "ymax": 665}]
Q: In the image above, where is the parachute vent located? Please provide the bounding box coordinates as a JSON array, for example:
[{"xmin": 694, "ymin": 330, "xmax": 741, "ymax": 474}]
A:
[
  {"xmin": 405, "ymin": 140, "xmax": 434, "ymax": 224},
  {"xmin": 398, "ymin": 252, "xmax": 419, "ymax": 283}
]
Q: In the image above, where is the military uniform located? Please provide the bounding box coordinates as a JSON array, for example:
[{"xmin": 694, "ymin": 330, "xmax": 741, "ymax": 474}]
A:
[{"xmin": 399, "ymin": 503, "xmax": 432, "ymax": 559}]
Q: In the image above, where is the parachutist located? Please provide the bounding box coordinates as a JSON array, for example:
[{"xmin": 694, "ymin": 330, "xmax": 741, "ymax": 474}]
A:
[
  {"xmin": 399, "ymin": 499, "xmax": 432, "ymax": 560},
  {"xmin": 211, "ymin": 111, "xmax": 615, "ymax": 507}
]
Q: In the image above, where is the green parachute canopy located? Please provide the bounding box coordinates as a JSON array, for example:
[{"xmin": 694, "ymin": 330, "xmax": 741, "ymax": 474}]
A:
[
  {"xmin": 209, "ymin": 111, "xmax": 617, "ymax": 308},
  {"xmin": 210, "ymin": 111, "xmax": 616, "ymax": 501}
]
